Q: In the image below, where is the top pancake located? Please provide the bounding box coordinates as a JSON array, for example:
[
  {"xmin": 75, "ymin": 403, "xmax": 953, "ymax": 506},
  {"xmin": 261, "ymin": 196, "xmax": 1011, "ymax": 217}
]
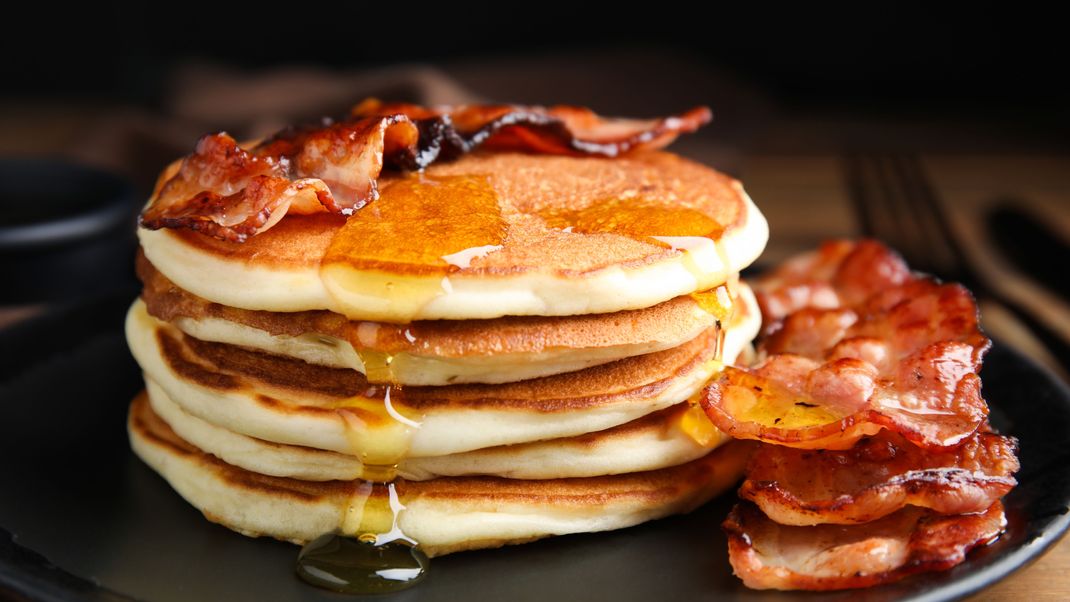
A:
[{"xmin": 140, "ymin": 150, "xmax": 767, "ymax": 322}]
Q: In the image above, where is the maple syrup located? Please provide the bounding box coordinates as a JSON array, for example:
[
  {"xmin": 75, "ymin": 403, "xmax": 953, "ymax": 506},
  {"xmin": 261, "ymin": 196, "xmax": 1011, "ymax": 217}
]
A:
[
  {"xmin": 545, "ymin": 199, "xmax": 737, "ymax": 446},
  {"xmin": 540, "ymin": 198, "xmax": 723, "ymax": 239},
  {"xmin": 297, "ymin": 345, "xmax": 428, "ymax": 593},
  {"xmin": 679, "ymin": 386, "xmax": 726, "ymax": 448},
  {"xmin": 355, "ymin": 349, "xmax": 396, "ymax": 384},
  {"xmin": 334, "ymin": 383, "xmax": 421, "ymax": 483},
  {"xmin": 690, "ymin": 278, "xmax": 740, "ymax": 365},
  {"xmin": 714, "ymin": 327, "xmax": 728, "ymax": 364},
  {"xmin": 720, "ymin": 369, "xmax": 846, "ymax": 429},
  {"xmin": 689, "ymin": 284, "xmax": 733, "ymax": 323},
  {"xmin": 296, "ymin": 483, "xmax": 428, "ymax": 594},
  {"xmin": 543, "ymin": 197, "xmax": 735, "ymax": 319},
  {"xmin": 320, "ymin": 173, "xmax": 506, "ymax": 322}
]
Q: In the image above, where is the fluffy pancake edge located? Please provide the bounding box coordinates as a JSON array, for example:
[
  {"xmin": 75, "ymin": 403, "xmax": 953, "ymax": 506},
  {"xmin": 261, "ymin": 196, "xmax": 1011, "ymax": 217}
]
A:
[
  {"xmin": 139, "ymin": 152, "xmax": 768, "ymax": 321},
  {"xmin": 128, "ymin": 394, "xmax": 753, "ymax": 558}
]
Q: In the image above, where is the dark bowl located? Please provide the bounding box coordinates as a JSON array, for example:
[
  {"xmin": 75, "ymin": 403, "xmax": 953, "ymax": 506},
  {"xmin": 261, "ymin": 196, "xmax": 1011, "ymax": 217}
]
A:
[{"xmin": 0, "ymin": 157, "xmax": 138, "ymax": 305}]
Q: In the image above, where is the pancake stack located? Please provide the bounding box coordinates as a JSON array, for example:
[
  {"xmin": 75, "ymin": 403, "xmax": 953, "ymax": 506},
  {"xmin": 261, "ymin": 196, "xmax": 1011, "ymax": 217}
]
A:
[{"xmin": 124, "ymin": 106, "xmax": 769, "ymax": 586}]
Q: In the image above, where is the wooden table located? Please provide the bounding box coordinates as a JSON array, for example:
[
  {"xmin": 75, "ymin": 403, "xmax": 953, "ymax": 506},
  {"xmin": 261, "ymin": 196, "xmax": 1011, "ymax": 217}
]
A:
[{"xmin": 972, "ymin": 536, "xmax": 1070, "ymax": 601}]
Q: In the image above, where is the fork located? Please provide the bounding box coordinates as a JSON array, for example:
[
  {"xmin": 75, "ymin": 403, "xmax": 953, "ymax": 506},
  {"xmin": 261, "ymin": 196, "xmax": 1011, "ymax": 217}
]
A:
[{"xmin": 841, "ymin": 153, "xmax": 1070, "ymax": 378}]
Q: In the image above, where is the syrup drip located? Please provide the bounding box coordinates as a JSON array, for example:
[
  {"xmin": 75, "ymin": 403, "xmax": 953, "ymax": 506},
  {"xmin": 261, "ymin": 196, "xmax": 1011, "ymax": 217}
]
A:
[
  {"xmin": 334, "ymin": 381, "xmax": 423, "ymax": 482},
  {"xmin": 689, "ymin": 281, "xmax": 736, "ymax": 365},
  {"xmin": 679, "ymin": 389, "xmax": 726, "ymax": 448},
  {"xmin": 689, "ymin": 284, "xmax": 733, "ymax": 323},
  {"xmin": 714, "ymin": 324, "xmax": 727, "ymax": 364},
  {"xmin": 356, "ymin": 349, "xmax": 396, "ymax": 384},
  {"xmin": 296, "ymin": 483, "xmax": 429, "ymax": 594},
  {"xmin": 347, "ymin": 322, "xmax": 425, "ymax": 387},
  {"xmin": 679, "ymin": 279, "xmax": 741, "ymax": 444},
  {"xmin": 297, "ymin": 347, "xmax": 428, "ymax": 593}
]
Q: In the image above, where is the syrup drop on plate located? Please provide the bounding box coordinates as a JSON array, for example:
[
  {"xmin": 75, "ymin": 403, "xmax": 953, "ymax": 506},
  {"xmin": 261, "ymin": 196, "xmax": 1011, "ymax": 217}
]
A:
[
  {"xmin": 295, "ymin": 533, "xmax": 429, "ymax": 594},
  {"xmin": 296, "ymin": 480, "xmax": 430, "ymax": 594}
]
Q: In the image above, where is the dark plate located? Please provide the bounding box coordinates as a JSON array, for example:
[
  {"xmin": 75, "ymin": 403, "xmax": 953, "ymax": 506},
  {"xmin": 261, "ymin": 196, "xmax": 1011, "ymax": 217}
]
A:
[{"xmin": 1, "ymin": 289, "xmax": 1069, "ymax": 602}]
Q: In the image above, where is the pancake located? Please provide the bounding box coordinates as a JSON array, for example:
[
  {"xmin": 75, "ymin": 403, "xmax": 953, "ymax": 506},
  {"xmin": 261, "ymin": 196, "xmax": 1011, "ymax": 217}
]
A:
[
  {"xmin": 139, "ymin": 150, "xmax": 768, "ymax": 322},
  {"xmin": 143, "ymin": 381, "xmax": 727, "ymax": 481},
  {"xmin": 128, "ymin": 392, "xmax": 754, "ymax": 557},
  {"xmin": 139, "ymin": 253, "xmax": 752, "ymax": 385},
  {"xmin": 126, "ymin": 292, "xmax": 760, "ymax": 459}
]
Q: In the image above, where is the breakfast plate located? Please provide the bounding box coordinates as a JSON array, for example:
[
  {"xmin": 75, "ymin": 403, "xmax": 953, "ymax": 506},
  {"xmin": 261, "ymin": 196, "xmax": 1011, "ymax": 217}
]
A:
[{"xmin": 1, "ymin": 288, "xmax": 1068, "ymax": 601}]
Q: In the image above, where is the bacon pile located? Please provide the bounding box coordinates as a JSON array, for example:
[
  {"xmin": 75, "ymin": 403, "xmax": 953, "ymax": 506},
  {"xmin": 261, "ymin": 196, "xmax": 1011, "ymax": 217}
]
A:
[
  {"xmin": 702, "ymin": 240, "xmax": 1018, "ymax": 590},
  {"xmin": 138, "ymin": 99, "xmax": 712, "ymax": 242}
]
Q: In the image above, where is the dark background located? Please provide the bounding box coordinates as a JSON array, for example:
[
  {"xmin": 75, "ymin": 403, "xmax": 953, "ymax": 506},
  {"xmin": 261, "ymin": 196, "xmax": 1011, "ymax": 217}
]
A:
[{"xmin": 4, "ymin": 5, "xmax": 1068, "ymax": 125}]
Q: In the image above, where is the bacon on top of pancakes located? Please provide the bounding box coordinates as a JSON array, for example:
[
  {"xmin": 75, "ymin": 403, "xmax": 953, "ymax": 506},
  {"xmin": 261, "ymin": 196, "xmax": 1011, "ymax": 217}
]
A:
[
  {"xmin": 704, "ymin": 240, "xmax": 1018, "ymax": 591},
  {"xmin": 137, "ymin": 99, "xmax": 712, "ymax": 243}
]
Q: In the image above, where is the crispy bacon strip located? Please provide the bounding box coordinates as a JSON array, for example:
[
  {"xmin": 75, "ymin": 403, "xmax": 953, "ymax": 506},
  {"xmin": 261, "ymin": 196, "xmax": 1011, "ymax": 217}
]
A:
[
  {"xmin": 723, "ymin": 501, "xmax": 1006, "ymax": 591},
  {"xmin": 139, "ymin": 115, "xmax": 419, "ymax": 242},
  {"xmin": 701, "ymin": 240, "xmax": 991, "ymax": 451},
  {"xmin": 139, "ymin": 99, "xmax": 711, "ymax": 242},
  {"xmin": 740, "ymin": 430, "xmax": 1018, "ymax": 525},
  {"xmin": 354, "ymin": 99, "xmax": 713, "ymax": 160},
  {"xmin": 754, "ymin": 239, "xmax": 911, "ymax": 333}
]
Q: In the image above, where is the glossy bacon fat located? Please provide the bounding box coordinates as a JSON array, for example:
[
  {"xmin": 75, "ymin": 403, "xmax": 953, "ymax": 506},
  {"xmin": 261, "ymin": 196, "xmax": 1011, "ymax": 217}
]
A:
[
  {"xmin": 138, "ymin": 99, "xmax": 712, "ymax": 242},
  {"xmin": 701, "ymin": 240, "xmax": 991, "ymax": 451},
  {"xmin": 740, "ymin": 430, "xmax": 1018, "ymax": 525},
  {"xmin": 723, "ymin": 501, "xmax": 1006, "ymax": 590}
]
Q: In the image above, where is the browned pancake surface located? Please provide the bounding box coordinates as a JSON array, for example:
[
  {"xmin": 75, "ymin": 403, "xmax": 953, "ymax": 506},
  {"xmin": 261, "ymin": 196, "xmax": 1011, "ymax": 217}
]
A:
[
  {"xmin": 130, "ymin": 390, "xmax": 749, "ymax": 507},
  {"xmin": 138, "ymin": 252, "xmax": 723, "ymax": 358},
  {"xmin": 156, "ymin": 322, "xmax": 719, "ymax": 413},
  {"xmin": 164, "ymin": 150, "xmax": 747, "ymax": 277}
]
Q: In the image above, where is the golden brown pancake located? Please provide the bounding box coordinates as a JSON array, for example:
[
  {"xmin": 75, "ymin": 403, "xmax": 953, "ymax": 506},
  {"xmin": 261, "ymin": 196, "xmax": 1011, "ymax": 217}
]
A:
[
  {"xmin": 137, "ymin": 252, "xmax": 752, "ymax": 385},
  {"xmin": 139, "ymin": 150, "xmax": 768, "ymax": 322},
  {"xmin": 126, "ymin": 298, "xmax": 758, "ymax": 458},
  {"xmin": 143, "ymin": 381, "xmax": 728, "ymax": 482},
  {"xmin": 128, "ymin": 391, "xmax": 753, "ymax": 557}
]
